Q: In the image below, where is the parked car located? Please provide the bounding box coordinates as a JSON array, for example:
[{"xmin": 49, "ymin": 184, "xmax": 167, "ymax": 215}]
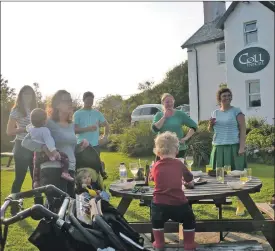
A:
[
  {"xmin": 176, "ymin": 104, "xmax": 190, "ymax": 116},
  {"xmin": 131, "ymin": 104, "xmax": 163, "ymax": 126}
]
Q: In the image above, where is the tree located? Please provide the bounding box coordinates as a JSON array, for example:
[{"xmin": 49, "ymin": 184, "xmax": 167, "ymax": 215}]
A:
[
  {"xmin": 33, "ymin": 82, "xmax": 46, "ymax": 108},
  {"xmin": 1, "ymin": 75, "xmax": 16, "ymax": 151},
  {"xmin": 137, "ymin": 81, "xmax": 154, "ymax": 91}
]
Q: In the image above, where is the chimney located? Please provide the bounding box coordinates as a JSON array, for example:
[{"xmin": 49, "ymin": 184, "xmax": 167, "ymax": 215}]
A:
[{"xmin": 203, "ymin": 1, "xmax": 226, "ymax": 24}]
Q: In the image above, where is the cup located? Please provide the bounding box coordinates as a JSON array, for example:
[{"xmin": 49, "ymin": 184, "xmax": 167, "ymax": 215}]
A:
[
  {"xmin": 205, "ymin": 165, "xmax": 213, "ymax": 173},
  {"xmin": 216, "ymin": 167, "xmax": 224, "ymax": 183},
  {"xmin": 240, "ymin": 170, "xmax": 248, "ymax": 184},
  {"xmin": 245, "ymin": 168, "xmax": 252, "ymax": 181},
  {"xmin": 224, "ymin": 165, "xmax": 231, "ymax": 174}
]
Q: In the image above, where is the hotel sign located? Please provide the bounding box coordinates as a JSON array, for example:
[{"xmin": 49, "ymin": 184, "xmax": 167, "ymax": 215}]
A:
[{"xmin": 233, "ymin": 47, "xmax": 270, "ymax": 73}]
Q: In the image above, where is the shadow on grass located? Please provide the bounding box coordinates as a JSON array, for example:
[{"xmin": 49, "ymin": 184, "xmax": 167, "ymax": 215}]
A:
[
  {"xmin": 18, "ymin": 220, "xmax": 35, "ymax": 236},
  {"xmin": 125, "ymin": 209, "xmax": 151, "ymax": 222}
]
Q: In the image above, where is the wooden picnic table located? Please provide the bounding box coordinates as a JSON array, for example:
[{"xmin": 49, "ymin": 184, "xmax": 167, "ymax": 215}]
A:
[{"xmin": 109, "ymin": 175, "xmax": 275, "ymax": 249}]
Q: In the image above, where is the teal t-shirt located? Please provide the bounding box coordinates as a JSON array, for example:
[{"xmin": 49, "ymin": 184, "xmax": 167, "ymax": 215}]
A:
[
  {"xmin": 152, "ymin": 110, "xmax": 197, "ymax": 151},
  {"xmin": 73, "ymin": 108, "xmax": 106, "ymax": 146},
  {"xmin": 212, "ymin": 106, "xmax": 243, "ymax": 145}
]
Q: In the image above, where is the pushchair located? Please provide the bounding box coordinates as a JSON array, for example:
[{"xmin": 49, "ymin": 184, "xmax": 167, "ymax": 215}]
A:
[{"xmin": 0, "ymin": 185, "xmax": 150, "ymax": 251}]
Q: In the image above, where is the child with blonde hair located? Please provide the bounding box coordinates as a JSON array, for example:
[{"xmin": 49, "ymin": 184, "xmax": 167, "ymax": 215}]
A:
[{"xmin": 150, "ymin": 131, "xmax": 197, "ymax": 251}]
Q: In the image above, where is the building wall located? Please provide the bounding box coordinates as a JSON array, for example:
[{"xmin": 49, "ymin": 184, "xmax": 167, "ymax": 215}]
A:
[
  {"xmin": 224, "ymin": 2, "xmax": 274, "ymax": 124},
  {"xmin": 187, "ymin": 41, "xmax": 227, "ymax": 123}
]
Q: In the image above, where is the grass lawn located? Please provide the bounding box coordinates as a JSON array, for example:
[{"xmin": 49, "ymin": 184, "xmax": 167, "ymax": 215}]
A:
[{"xmin": 1, "ymin": 152, "xmax": 274, "ymax": 251}]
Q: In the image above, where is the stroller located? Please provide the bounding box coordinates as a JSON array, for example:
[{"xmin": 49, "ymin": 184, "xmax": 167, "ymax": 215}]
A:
[{"xmin": 1, "ymin": 145, "xmax": 149, "ymax": 251}]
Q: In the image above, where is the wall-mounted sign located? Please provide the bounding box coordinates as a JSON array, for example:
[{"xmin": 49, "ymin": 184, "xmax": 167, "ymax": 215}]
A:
[{"xmin": 233, "ymin": 47, "xmax": 270, "ymax": 73}]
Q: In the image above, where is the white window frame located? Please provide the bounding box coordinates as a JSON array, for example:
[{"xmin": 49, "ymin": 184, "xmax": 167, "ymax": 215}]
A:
[
  {"xmin": 217, "ymin": 41, "xmax": 225, "ymax": 64},
  {"xmin": 244, "ymin": 21, "xmax": 258, "ymax": 45},
  {"xmin": 246, "ymin": 80, "xmax": 261, "ymax": 108}
]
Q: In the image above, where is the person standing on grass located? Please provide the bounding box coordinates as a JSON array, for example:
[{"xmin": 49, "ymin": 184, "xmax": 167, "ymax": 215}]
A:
[
  {"xmin": 6, "ymin": 85, "xmax": 38, "ymax": 215},
  {"xmin": 208, "ymin": 87, "xmax": 247, "ymax": 216},
  {"xmin": 151, "ymin": 93, "xmax": 198, "ymax": 160},
  {"xmin": 73, "ymin": 92, "xmax": 110, "ymax": 178}
]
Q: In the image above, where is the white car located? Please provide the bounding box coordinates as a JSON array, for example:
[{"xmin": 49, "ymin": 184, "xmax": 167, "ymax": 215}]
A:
[
  {"xmin": 176, "ymin": 104, "xmax": 190, "ymax": 116},
  {"xmin": 131, "ymin": 104, "xmax": 163, "ymax": 126}
]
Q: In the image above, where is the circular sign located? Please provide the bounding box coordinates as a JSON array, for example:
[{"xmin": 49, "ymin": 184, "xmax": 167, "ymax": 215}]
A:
[{"xmin": 233, "ymin": 47, "xmax": 270, "ymax": 73}]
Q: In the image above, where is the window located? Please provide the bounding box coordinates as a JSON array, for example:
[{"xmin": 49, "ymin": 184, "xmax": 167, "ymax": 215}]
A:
[
  {"xmin": 150, "ymin": 107, "xmax": 160, "ymax": 115},
  {"xmin": 217, "ymin": 42, "xmax": 225, "ymax": 64},
  {"xmin": 244, "ymin": 21, "xmax": 258, "ymax": 45},
  {"xmin": 247, "ymin": 80, "xmax": 261, "ymax": 107},
  {"xmin": 132, "ymin": 109, "xmax": 141, "ymax": 116}
]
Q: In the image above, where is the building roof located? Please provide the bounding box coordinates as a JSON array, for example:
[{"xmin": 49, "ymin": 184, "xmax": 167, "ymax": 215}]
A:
[
  {"xmin": 181, "ymin": 1, "xmax": 274, "ymax": 49},
  {"xmin": 181, "ymin": 16, "xmax": 224, "ymax": 49},
  {"xmin": 216, "ymin": 1, "xmax": 275, "ymax": 29}
]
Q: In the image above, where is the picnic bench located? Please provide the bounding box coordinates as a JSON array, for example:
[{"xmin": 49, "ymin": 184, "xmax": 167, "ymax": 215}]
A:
[
  {"xmin": 256, "ymin": 202, "xmax": 274, "ymax": 220},
  {"xmin": 109, "ymin": 175, "xmax": 275, "ymax": 249},
  {"xmin": 0, "ymin": 152, "xmax": 14, "ymax": 167}
]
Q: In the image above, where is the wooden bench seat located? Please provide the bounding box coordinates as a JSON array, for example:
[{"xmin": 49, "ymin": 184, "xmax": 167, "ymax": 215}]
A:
[
  {"xmin": 256, "ymin": 202, "xmax": 274, "ymax": 220},
  {"xmin": 147, "ymin": 240, "xmax": 263, "ymax": 250},
  {"xmin": 1, "ymin": 152, "xmax": 14, "ymax": 167}
]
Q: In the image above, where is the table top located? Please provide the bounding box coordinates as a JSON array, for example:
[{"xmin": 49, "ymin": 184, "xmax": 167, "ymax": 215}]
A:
[{"xmin": 109, "ymin": 175, "xmax": 262, "ymax": 201}]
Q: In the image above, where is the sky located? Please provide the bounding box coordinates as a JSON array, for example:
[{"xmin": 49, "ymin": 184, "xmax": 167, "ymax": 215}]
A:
[{"xmin": 1, "ymin": 2, "xmax": 230, "ymax": 102}]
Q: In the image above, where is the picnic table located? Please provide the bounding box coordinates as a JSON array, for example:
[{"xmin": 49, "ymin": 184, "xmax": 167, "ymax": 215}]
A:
[{"xmin": 109, "ymin": 175, "xmax": 275, "ymax": 249}]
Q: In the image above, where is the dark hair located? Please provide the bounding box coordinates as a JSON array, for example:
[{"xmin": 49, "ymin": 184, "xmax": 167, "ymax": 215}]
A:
[
  {"xmin": 47, "ymin": 90, "xmax": 72, "ymax": 123},
  {"xmin": 83, "ymin": 91, "xmax": 94, "ymax": 101},
  {"xmin": 216, "ymin": 87, "xmax": 232, "ymax": 104},
  {"xmin": 31, "ymin": 108, "xmax": 47, "ymax": 127},
  {"xmin": 13, "ymin": 85, "xmax": 37, "ymax": 117}
]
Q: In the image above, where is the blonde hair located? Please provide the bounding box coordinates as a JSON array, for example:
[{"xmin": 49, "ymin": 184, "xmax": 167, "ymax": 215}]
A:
[
  {"xmin": 153, "ymin": 131, "xmax": 179, "ymax": 157},
  {"xmin": 76, "ymin": 169, "xmax": 91, "ymax": 187},
  {"xmin": 161, "ymin": 93, "xmax": 174, "ymax": 103}
]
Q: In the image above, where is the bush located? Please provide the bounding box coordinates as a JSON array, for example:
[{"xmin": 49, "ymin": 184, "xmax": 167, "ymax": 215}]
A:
[
  {"xmin": 106, "ymin": 134, "xmax": 122, "ymax": 152},
  {"xmin": 118, "ymin": 121, "xmax": 154, "ymax": 157}
]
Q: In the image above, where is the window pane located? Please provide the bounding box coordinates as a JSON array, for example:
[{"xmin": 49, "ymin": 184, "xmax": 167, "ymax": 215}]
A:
[
  {"xmin": 219, "ymin": 52, "xmax": 226, "ymax": 63},
  {"xmin": 246, "ymin": 31, "xmax": 258, "ymax": 43},
  {"xmin": 141, "ymin": 107, "xmax": 151, "ymax": 115},
  {"xmin": 249, "ymin": 94, "xmax": 261, "ymax": 107},
  {"xmin": 150, "ymin": 107, "xmax": 160, "ymax": 115},
  {"xmin": 219, "ymin": 42, "xmax": 225, "ymax": 51},
  {"xmin": 249, "ymin": 82, "xmax": 260, "ymax": 94},
  {"xmin": 132, "ymin": 109, "xmax": 141, "ymax": 116},
  {"xmin": 245, "ymin": 22, "xmax": 256, "ymax": 32}
]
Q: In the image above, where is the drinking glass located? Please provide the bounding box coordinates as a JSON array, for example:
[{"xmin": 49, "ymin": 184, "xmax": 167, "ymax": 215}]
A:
[
  {"xmin": 240, "ymin": 170, "xmax": 248, "ymax": 184},
  {"xmin": 224, "ymin": 165, "xmax": 231, "ymax": 175},
  {"xmin": 216, "ymin": 167, "xmax": 224, "ymax": 183},
  {"xmin": 245, "ymin": 168, "xmax": 252, "ymax": 181},
  {"xmin": 129, "ymin": 163, "xmax": 139, "ymax": 178},
  {"xmin": 185, "ymin": 156, "xmax": 193, "ymax": 171},
  {"xmin": 205, "ymin": 165, "xmax": 213, "ymax": 173}
]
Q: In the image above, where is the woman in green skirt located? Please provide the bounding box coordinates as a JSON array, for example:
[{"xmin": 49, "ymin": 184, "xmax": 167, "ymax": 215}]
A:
[{"xmin": 208, "ymin": 88, "xmax": 247, "ymax": 216}]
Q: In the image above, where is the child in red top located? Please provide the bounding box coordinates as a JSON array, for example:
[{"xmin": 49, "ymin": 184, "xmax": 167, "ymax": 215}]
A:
[{"xmin": 151, "ymin": 131, "xmax": 197, "ymax": 251}]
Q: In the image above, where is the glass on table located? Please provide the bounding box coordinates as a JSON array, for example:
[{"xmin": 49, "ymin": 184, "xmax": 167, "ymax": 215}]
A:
[
  {"xmin": 240, "ymin": 169, "xmax": 248, "ymax": 184},
  {"xmin": 205, "ymin": 165, "xmax": 213, "ymax": 173},
  {"xmin": 245, "ymin": 168, "xmax": 252, "ymax": 181},
  {"xmin": 224, "ymin": 165, "xmax": 231, "ymax": 174},
  {"xmin": 216, "ymin": 167, "xmax": 225, "ymax": 183},
  {"xmin": 129, "ymin": 163, "xmax": 139, "ymax": 178},
  {"xmin": 185, "ymin": 156, "xmax": 193, "ymax": 171}
]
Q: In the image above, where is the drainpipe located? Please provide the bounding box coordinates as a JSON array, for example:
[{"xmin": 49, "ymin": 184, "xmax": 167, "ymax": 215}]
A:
[{"xmin": 194, "ymin": 47, "xmax": 200, "ymax": 122}]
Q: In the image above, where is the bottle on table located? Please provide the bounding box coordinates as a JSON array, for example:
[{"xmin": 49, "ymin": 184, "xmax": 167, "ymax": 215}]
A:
[
  {"xmin": 144, "ymin": 161, "xmax": 149, "ymax": 185},
  {"xmin": 119, "ymin": 162, "xmax": 127, "ymax": 183}
]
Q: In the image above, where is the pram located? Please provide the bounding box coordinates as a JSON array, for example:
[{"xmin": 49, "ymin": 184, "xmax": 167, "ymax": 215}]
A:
[{"xmin": 0, "ymin": 185, "xmax": 150, "ymax": 251}]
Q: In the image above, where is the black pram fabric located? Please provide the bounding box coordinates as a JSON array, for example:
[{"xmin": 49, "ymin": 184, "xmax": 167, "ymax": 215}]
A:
[{"xmin": 75, "ymin": 145, "xmax": 102, "ymax": 173}]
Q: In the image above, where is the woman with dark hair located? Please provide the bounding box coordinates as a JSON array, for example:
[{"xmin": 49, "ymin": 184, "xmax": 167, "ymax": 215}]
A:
[
  {"xmin": 22, "ymin": 90, "xmax": 89, "ymax": 199},
  {"xmin": 6, "ymin": 85, "xmax": 37, "ymax": 215},
  {"xmin": 208, "ymin": 87, "xmax": 247, "ymax": 216}
]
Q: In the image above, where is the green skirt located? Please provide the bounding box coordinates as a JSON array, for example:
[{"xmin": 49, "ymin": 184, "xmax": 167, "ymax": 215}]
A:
[{"xmin": 209, "ymin": 144, "xmax": 247, "ymax": 170}]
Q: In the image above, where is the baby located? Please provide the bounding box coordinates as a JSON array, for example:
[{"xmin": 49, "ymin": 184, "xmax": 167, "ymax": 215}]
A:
[
  {"xmin": 150, "ymin": 131, "xmax": 197, "ymax": 251},
  {"xmin": 29, "ymin": 108, "xmax": 74, "ymax": 188},
  {"xmin": 75, "ymin": 169, "xmax": 110, "ymax": 202}
]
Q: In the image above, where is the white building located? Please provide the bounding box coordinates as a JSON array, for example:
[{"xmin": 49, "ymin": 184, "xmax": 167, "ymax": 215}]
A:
[{"xmin": 181, "ymin": 1, "xmax": 274, "ymax": 124}]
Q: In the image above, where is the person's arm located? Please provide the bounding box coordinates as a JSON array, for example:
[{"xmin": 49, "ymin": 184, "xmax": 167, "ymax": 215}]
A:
[
  {"xmin": 98, "ymin": 113, "xmax": 110, "ymax": 137},
  {"xmin": 180, "ymin": 111, "xmax": 197, "ymax": 142},
  {"xmin": 41, "ymin": 128, "xmax": 56, "ymax": 152},
  {"xmin": 182, "ymin": 163, "xmax": 193, "ymax": 182},
  {"xmin": 151, "ymin": 112, "xmax": 165, "ymax": 133},
  {"xmin": 237, "ymin": 112, "xmax": 246, "ymax": 155},
  {"xmin": 6, "ymin": 110, "xmax": 26, "ymax": 136}
]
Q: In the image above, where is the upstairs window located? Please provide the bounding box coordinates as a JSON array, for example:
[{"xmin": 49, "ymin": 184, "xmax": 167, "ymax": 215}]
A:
[
  {"xmin": 217, "ymin": 42, "xmax": 225, "ymax": 64},
  {"xmin": 244, "ymin": 21, "xmax": 258, "ymax": 45}
]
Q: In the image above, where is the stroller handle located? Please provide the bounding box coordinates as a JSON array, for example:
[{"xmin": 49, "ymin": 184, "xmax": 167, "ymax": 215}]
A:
[{"xmin": 7, "ymin": 185, "xmax": 69, "ymax": 200}]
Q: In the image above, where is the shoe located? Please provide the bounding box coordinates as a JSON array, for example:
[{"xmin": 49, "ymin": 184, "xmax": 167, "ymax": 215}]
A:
[
  {"xmin": 102, "ymin": 171, "xmax": 108, "ymax": 180},
  {"xmin": 183, "ymin": 230, "xmax": 198, "ymax": 251},
  {"xmin": 61, "ymin": 172, "xmax": 74, "ymax": 182},
  {"xmin": 236, "ymin": 200, "xmax": 245, "ymax": 216},
  {"xmin": 152, "ymin": 229, "xmax": 165, "ymax": 251}
]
